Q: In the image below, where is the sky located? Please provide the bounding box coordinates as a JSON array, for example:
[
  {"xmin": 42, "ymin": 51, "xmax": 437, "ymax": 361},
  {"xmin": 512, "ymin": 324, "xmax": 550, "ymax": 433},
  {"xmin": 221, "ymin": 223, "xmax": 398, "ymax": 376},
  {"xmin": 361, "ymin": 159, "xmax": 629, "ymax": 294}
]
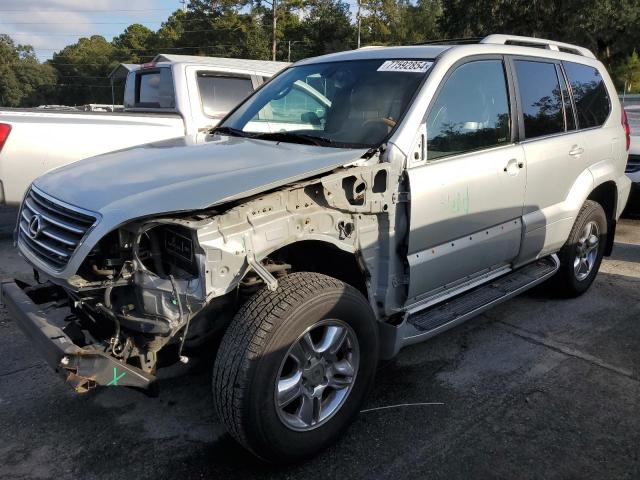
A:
[{"xmin": 0, "ymin": 0, "xmax": 185, "ymax": 61}]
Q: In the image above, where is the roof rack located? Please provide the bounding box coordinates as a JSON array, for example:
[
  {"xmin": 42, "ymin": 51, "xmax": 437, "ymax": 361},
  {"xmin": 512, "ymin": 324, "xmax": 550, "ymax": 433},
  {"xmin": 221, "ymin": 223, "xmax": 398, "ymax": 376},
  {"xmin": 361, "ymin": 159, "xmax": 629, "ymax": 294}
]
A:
[
  {"xmin": 415, "ymin": 37, "xmax": 483, "ymax": 46},
  {"xmin": 480, "ymin": 34, "xmax": 596, "ymax": 59}
]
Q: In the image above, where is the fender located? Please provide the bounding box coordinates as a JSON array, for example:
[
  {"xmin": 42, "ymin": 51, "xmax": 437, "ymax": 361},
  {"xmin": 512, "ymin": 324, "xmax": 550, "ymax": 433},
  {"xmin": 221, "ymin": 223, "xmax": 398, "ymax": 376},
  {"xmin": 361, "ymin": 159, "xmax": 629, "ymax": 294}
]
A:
[
  {"xmin": 195, "ymin": 162, "xmax": 405, "ymax": 317},
  {"xmin": 517, "ymin": 168, "xmax": 594, "ymax": 265}
]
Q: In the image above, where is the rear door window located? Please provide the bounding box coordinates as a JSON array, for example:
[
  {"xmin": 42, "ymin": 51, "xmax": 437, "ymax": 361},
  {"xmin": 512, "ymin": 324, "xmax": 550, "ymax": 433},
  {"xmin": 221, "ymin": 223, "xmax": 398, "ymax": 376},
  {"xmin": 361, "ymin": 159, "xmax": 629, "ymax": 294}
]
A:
[
  {"xmin": 562, "ymin": 62, "xmax": 610, "ymax": 129},
  {"xmin": 426, "ymin": 59, "xmax": 511, "ymax": 160},
  {"xmin": 197, "ymin": 73, "xmax": 254, "ymax": 118},
  {"xmin": 514, "ymin": 60, "xmax": 565, "ymax": 139}
]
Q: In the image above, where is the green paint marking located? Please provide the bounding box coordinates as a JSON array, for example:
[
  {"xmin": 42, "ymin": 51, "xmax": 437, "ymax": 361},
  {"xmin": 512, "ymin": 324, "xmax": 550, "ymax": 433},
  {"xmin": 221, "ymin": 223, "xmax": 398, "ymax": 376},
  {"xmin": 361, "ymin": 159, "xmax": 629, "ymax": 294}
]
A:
[
  {"xmin": 447, "ymin": 187, "xmax": 470, "ymax": 215},
  {"xmin": 107, "ymin": 367, "xmax": 126, "ymax": 386}
]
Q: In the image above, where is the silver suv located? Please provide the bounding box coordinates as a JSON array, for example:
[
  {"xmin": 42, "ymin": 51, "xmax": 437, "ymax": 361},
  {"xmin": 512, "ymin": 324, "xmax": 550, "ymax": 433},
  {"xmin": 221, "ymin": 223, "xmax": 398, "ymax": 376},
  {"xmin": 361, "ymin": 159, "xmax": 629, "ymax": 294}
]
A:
[{"xmin": 2, "ymin": 34, "xmax": 631, "ymax": 462}]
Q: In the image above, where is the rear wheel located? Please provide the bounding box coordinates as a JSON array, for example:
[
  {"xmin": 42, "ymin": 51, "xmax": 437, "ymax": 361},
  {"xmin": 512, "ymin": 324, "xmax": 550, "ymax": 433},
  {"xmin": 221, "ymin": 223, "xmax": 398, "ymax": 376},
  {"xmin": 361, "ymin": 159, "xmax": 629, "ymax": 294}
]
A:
[
  {"xmin": 553, "ymin": 200, "xmax": 607, "ymax": 297},
  {"xmin": 212, "ymin": 272, "xmax": 378, "ymax": 462}
]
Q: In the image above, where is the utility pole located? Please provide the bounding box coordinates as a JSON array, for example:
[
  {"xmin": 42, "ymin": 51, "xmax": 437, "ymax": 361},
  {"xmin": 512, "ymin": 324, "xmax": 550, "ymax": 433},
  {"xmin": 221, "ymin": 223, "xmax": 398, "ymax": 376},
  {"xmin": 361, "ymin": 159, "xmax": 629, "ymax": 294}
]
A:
[
  {"xmin": 272, "ymin": 0, "xmax": 277, "ymax": 61},
  {"xmin": 356, "ymin": 0, "xmax": 361, "ymax": 49},
  {"xmin": 180, "ymin": 0, "xmax": 187, "ymax": 12},
  {"xmin": 287, "ymin": 40, "xmax": 303, "ymax": 62}
]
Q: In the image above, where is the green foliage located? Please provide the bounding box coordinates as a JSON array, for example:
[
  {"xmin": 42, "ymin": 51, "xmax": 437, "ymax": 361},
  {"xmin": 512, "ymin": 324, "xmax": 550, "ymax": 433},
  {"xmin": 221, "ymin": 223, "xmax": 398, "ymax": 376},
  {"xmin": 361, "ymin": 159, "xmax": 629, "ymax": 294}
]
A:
[
  {"xmin": 615, "ymin": 51, "xmax": 640, "ymax": 93},
  {"xmin": 439, "ymin": 0, "xmax": 640, "ymax": 68},
  {"xmin": 177, "ymin": 0, "xmax": 270, "ymax": 59},
  {"xmin": 49, "ymin": 35, "xmax": 119, "ymax": 105},
  {"xmin": 2, "ymin": 0, "xmax": 640, "ymax": 107},
  {"xmin": 299, "ymin": 0, "xmax": 355, "ymax": 58},
  {"xmin": 0, "ymin": 35, "xmax": 56, "ymax": 107},
  {"xmin": 113, "ymin": 24, "xmax": 160, "ymax": 63}
]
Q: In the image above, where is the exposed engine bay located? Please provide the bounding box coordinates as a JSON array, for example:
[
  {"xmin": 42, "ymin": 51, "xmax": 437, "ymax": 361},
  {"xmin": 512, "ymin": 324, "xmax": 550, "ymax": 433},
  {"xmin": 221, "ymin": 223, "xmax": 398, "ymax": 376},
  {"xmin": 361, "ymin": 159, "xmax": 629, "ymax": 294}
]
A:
[{"xmin": 20, "ymin": 157, "xmax": 406, "ymax": 391}]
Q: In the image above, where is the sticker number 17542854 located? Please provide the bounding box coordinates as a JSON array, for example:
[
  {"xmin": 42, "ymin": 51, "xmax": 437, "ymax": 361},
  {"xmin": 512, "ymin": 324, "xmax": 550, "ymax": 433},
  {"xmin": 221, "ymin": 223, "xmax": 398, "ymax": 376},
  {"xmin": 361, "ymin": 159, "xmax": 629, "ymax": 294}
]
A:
[{"xmin": 377, "ymin": 60, "xmax": 433, "ymax": 73}]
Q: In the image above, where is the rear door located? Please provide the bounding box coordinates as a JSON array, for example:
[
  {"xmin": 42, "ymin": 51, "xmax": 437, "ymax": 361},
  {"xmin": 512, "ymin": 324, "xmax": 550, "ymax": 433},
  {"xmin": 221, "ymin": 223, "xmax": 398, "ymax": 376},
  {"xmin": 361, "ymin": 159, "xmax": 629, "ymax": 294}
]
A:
[
  {"xmin": 406, "ymin": 57, "xmax": 527, "ymax": 303},
  {"xmin": 513, "ymin": 58, "xmax": 612, "ymax": 261}
]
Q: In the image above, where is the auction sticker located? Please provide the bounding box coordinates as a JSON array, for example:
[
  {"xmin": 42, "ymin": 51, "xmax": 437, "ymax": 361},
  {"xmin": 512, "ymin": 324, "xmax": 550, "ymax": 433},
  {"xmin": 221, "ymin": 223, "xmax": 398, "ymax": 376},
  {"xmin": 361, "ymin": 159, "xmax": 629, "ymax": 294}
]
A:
[{"xmin": 377, "ymin": 60, "xmax": 433, "ymax": 73}]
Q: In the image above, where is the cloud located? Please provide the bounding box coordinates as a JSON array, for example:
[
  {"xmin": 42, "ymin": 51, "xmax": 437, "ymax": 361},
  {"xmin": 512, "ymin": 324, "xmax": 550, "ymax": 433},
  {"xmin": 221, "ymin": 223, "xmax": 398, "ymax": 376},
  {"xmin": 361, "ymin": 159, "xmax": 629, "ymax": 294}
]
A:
[{"xmin": 0, "ymin": 0, "xmax": 171, "ymax": 60}]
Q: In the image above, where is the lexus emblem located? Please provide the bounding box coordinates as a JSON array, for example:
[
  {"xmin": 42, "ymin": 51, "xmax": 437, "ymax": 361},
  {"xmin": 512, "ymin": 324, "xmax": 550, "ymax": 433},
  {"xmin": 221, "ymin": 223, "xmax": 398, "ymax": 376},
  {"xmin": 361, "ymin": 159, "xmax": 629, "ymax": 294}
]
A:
[{"xmin": 28, "ymin": 214, "xmax": 42, "ymax": 239}]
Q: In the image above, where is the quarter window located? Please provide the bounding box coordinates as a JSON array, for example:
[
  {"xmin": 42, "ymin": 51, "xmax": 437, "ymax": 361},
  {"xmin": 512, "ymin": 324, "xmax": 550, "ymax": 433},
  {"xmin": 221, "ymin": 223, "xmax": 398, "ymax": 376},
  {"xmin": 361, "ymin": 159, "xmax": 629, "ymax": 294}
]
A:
[
  {"xmin": 197, "ymin": 73, "xmax": 254, "ymax": 118},
  {"xmin": 562, "ymin": 62, "xmax": 610, "ymax": 129},
  {"xmin": 426, "ymin": 60, "xmax": 511, "ymax": 161},
  {"xmin": 514, "ymin": 60, "xmax": 565, "ymax": 139}
]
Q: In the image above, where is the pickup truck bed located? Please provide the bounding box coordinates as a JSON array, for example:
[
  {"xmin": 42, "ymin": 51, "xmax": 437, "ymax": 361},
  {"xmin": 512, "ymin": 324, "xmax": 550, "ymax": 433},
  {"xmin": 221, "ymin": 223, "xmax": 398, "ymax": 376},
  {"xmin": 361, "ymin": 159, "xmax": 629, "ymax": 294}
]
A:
[
  {"xmin": 0, "ymin": 54, "xmax": 289, "ymax": 205},
  {"xmin": 0, "ymin": 109, "xmax": 184, "ymax": 204}
]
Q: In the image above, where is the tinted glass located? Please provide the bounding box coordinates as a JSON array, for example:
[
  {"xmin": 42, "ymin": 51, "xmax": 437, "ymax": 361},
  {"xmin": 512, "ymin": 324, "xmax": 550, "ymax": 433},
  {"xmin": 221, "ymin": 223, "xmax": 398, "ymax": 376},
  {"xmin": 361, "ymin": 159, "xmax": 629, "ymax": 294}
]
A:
[
  {"xmin": 514, "ymin": 60, "xmax": 564, "ymax": 139},
  {"xmin": 563, "ymin": 62, "xmax": 610, "ymax": 128},
  {"xmin": 222, "ymin": 59, "xmax": 429, "ymax": 148},
  {"xmin": 426, "ymin": 60, "xmax": 511, "ymax": 160},
  {"xmin": 136, "ymin": 69, "xmax": 175, "ymax": 108},
  {"xmin": 558, "ymin": 67, "xmax": 576, "ymax": 130},
  {"xmin": 197, "ymin": 74, "xmax": 254, "ymax": 118}
]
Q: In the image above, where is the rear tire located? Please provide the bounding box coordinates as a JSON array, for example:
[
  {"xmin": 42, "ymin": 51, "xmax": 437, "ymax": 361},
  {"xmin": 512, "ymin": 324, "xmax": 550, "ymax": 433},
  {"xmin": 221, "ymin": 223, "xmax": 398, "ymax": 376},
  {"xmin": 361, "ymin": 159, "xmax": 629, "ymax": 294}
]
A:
[
  {"xmin": 212, "ymin": 272, "xmax": 378, "ymax": 463},
  {"xmin": 552, "ymin": 200, "xmax": 607, "ymax": 297}
]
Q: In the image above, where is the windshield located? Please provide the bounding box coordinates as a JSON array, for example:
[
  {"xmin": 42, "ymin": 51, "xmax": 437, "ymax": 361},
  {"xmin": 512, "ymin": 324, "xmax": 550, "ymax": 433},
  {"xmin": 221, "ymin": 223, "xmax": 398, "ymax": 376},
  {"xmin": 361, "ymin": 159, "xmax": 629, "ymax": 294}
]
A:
[{"xmin": 220, "ymin": 59, "xmax": 432, "ymax": 148}]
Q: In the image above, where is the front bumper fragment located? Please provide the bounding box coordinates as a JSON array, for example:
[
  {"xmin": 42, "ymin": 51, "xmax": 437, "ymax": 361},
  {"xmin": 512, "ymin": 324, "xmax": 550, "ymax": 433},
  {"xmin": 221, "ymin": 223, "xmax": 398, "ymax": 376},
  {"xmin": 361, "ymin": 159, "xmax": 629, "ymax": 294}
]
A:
[{"xmin": 1, "ymin": 280, "xmax": 156, "ymax": 393}]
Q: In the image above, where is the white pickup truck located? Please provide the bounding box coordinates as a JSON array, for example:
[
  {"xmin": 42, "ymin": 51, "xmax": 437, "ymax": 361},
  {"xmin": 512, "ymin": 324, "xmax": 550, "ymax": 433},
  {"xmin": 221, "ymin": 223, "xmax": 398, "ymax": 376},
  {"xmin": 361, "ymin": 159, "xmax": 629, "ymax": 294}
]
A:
[{"xmin": 0, "ymin": 54, "xmax": 288, "ymax": 205}]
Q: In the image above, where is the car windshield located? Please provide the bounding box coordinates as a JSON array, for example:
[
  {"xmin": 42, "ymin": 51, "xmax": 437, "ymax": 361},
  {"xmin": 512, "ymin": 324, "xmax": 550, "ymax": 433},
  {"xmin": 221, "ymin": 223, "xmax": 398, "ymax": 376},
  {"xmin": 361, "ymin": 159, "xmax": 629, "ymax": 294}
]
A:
[{"xmin": 219, "ymin": 59, "xmax": 432, "ymax": 148}]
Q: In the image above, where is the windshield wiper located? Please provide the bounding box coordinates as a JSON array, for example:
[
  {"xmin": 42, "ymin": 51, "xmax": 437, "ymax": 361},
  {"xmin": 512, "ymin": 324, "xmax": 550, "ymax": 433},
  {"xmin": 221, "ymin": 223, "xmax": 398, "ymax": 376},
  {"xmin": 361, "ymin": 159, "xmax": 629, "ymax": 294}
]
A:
[
  {"xmin": 211, "ymin": 126, "xmax": 255, "ymax": 138},
  {"xmin": 252, "ymin": 131, "xmax": 334, "ymax": 147}
]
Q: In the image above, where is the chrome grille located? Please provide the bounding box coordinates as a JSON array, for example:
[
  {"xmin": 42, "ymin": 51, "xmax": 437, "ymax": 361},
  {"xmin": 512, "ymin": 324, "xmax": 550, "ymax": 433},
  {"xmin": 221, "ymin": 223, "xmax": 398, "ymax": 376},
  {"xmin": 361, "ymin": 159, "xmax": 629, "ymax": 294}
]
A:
[{"xmin": 18, "ymin": 187, "xmax": 97, "ymax": 270}]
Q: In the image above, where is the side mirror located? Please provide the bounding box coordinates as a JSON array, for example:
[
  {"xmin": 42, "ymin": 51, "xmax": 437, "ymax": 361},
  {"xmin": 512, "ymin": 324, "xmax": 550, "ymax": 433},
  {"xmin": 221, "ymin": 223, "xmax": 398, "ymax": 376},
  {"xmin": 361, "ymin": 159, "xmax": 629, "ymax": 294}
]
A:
[{"xmin": 409, "ymin": 124, "xmax": 427, "ymax": 167}]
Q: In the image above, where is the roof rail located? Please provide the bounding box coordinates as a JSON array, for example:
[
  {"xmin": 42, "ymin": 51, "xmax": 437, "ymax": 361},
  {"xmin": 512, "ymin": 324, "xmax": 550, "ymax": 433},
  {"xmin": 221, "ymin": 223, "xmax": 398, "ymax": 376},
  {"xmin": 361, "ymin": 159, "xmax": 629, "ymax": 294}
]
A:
[
  {"xmin": 480, "ymin": 34, "xmax": 596, "ymax": 59},
  {"xmin": 415, "ymin": 37, "xmax": 483, "ymax": 46}
]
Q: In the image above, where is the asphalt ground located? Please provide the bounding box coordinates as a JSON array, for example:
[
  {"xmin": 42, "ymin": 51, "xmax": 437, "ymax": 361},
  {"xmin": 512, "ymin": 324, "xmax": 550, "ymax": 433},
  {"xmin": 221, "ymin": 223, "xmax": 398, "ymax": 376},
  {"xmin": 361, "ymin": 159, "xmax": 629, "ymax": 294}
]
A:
[{"xmin": 0, "ymin": 205, "xmax": 639, "ymax": 479}]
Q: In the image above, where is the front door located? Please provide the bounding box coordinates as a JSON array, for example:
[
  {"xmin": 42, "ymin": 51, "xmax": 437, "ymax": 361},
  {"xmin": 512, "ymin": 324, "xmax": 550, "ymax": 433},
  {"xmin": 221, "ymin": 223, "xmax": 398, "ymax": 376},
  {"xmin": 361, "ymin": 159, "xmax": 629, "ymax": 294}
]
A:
[{"xmin": 406, "ymin": 58, "xmax": 526, "ymax": 303}]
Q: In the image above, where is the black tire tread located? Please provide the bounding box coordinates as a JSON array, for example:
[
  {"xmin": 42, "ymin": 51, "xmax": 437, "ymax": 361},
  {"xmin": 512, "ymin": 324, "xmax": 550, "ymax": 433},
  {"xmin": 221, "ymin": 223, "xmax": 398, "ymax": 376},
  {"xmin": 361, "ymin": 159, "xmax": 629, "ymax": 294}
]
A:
[
  {"xmin": 558, "ymin": 200, "xmax": 602, "ymax": 264},
  {"xmin": 212, "ymin": 272, "xmax": 356, "ymax": 457},
  {"xmin": 553, "ymin": 199, "xmax": 607, "ymax": 297}
]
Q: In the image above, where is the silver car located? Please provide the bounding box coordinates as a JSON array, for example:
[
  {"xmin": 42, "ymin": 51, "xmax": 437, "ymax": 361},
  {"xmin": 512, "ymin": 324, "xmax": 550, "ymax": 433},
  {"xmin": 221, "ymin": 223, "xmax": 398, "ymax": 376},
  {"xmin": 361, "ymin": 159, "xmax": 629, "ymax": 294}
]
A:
[{"xmin": 1, "ymin": 34, "xmax": 631, "ymax": 462}]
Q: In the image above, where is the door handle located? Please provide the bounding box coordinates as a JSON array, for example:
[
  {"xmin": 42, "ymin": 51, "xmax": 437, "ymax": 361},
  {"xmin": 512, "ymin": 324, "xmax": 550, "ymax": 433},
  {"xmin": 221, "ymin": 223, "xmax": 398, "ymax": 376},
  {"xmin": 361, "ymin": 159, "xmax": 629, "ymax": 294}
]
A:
[
  {"xmin": 569, "ymin": 145, "xmax": 584, "ymax": 157},
  {"xmin": 503, "ymin": 158, "xmax": 523, "ymax": 175}
]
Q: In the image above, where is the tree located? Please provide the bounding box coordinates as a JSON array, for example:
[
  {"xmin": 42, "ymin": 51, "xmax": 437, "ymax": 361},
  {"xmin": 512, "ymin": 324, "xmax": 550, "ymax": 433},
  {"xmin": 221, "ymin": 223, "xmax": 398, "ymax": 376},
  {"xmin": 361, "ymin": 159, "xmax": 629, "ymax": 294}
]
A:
[
  {"xmin": 113, "ymin": 24, "xmax": 160, "ymax": 63},
  {"xmin": 615, "ymin": 51, "xmax": 640, "ymax": 94},
  {"xmin": 0, "ymin": 35, "xmax": 56, "ymax": 107},
  {"xmin": 175, "ymin": 0, "xmax": 270, "ymax": 59},
  {"xmin": 401, "ymin": 0, "xmax": 442, "ymax": 43},
  {"xmin": 49, "ymin": 35, "xmax": 119, "ymax": 106},
  {"xmin": 300, "ymin": 0, "xmax": 355, "ymax": 58}
]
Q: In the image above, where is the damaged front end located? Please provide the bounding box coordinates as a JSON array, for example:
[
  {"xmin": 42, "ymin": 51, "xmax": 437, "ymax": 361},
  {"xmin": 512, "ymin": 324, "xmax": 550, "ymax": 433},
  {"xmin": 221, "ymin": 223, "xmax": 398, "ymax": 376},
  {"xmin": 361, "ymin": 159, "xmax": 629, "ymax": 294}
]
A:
[
  {"xmin": 4, "ymin": 217, "xmax": 242, "ymax": 393},
  {"xmin": 6, "ymin": 150, "xmax": 405, "ymax": 394}
]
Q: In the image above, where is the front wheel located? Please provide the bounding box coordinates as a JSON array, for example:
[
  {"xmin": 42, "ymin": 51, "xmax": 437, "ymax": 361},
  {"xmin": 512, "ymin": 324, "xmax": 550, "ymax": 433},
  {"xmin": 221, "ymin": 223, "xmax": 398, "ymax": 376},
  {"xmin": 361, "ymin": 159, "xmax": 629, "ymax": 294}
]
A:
[
  {"xmin": 553, "ymin": 200, "xmax": 607, "ymax": 297},
  {"xmin": 212, "ymin": 272, "xmax": 378, "ymax": 462}
]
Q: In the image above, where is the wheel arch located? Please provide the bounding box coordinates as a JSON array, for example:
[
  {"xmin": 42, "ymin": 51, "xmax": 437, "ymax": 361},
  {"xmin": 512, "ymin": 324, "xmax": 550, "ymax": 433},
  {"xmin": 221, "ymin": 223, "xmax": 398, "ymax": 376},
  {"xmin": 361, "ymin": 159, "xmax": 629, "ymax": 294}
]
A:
[
  {"xmin": 587, "ymin": 180, "xmax": 618, "ymax": 256},
  {"xmin": 267, "ymin": 240, "xmax": 370, "ymax": 299}
]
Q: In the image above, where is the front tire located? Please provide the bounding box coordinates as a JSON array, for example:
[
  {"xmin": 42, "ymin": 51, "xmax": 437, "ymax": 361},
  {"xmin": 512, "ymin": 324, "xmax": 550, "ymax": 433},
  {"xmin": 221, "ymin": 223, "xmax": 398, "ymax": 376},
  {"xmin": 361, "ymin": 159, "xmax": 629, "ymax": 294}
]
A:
[
  {"xmin": 212, "ymin": 272, "xmax": 378, "ymax": 462},
  {"xmin": 553, "ymin": 200, "xmax": 607, "ymax": 297}
]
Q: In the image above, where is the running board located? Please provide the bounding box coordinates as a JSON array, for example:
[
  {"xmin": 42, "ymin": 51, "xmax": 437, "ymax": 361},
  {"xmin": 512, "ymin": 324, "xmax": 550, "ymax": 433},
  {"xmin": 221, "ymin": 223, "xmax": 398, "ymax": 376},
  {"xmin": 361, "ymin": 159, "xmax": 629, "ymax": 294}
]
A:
[{"xmin": 379, "ymin": 255, "xmax": 559, "ymax": 359}]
